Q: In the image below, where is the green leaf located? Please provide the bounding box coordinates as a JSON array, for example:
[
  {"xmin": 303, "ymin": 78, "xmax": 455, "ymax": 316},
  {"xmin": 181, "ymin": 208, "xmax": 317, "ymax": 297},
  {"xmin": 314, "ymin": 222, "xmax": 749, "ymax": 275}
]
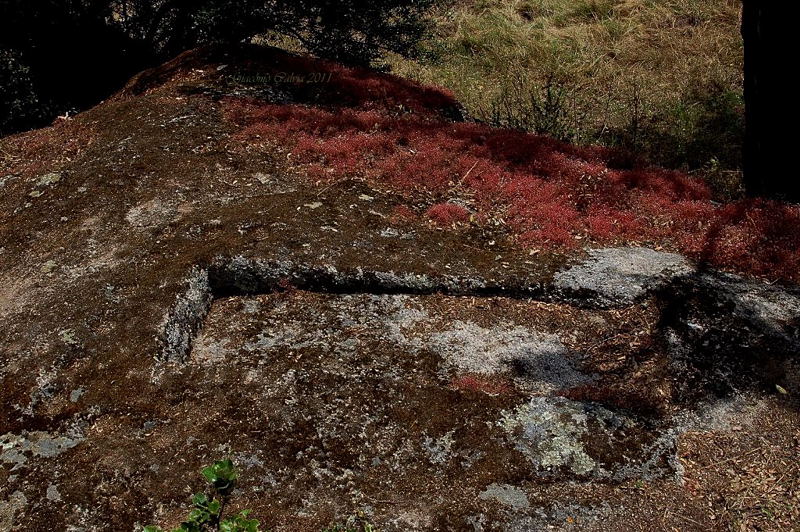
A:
[
  {"xmin": 201, "ymin": 465, "xmax": 217, "ymax": 483},
  {"xmin": 191, "ymin": 493, "xmax": 209, "ymax": 507},
  {"xmin": 207, "ymin": 499, "xmax": 222, "ymax": 516},
  {"xmin": 776, "ymin": 384, "xmax": 789, "ymax": 395},
  {"xmin": 202, "ymin": 459, "xmax": 238, "ymax": 494},
  {"xmin": 187, "ymin": 507, "xmax": 211, "ymax": 524},
  {"xmin": 219, "ymin": 511, "xmax": 260, "ymax": 532}
]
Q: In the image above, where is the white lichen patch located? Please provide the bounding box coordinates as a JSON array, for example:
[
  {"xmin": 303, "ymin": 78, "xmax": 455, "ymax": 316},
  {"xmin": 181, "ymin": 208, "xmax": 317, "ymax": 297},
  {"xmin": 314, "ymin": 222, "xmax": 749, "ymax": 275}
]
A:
[
  {"xmin": 1, "ymin": 431, "xmax": 85, "ymax": 470},
  {"xmin": 479, "ymin": 483, "xmax": 530, "ymax": 511},
  {"xmin": 59, "ymin": 328, "xmax": 80, "ymax": 346},
  {"xmin": 372, "ymin": 296, "xmax": 429, "ymax": 348},
  {"xmin": 430, "ymin": 321, "xmax": 588, "ymax": 393},
  {"xmin": 46, "ymin": 484, "xmax": 62, "ymax": 502},
  {"xmin": 159, "ymin": 267, "xmax": 213, "ymax": 363},
  {"xmin": 498, "ymin": 397, "xmax": 673, "ymax": 480},
  {"xmin": 36, "ymin": 172, "xmax": 62, "ymax": 187},
  {"xmin": 500, "ymin": 398, "xmax": 599, "ymax": 476},
  {"xmin": 421, "ymin": 430, "xmax": 456, "ymax": 465},
  {"xmin": 554, "ymin": 247, "xmax": 693, "ymax": 307},
  {"xmin": 0, "ymin": 491, "xmax": 28, "ymax": 530}
]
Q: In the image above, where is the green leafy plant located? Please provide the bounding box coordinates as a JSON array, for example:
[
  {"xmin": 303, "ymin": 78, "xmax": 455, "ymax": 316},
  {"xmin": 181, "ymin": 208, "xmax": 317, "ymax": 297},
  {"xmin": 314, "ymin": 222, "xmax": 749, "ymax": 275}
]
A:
[
  {"xmin": 322, "ymin": 512, "xmax": 378, "ymax": 532},
  {"xmin": 144, "ymin": 460, "xmax": 260, "ymax": 532},
  {"xmin": 202, "ymin": 459, "xmax": 238, "ymax": 495}
]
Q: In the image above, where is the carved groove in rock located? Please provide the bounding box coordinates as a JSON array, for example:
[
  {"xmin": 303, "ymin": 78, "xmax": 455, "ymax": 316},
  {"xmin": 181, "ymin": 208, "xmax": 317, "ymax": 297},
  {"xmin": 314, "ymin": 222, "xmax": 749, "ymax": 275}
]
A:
[{"xmin": 158, "ymin": 256, "xmax": 552, "ymax": 364}]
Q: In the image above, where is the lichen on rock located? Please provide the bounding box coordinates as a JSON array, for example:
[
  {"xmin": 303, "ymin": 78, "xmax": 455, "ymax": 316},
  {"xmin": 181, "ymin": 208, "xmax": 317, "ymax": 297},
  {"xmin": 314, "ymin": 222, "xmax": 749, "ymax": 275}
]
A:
[
  {"xmin": 429, "ymin": 321, "xmax": 590, "ymax": 394},
  {"xmin": 498, "ymin": 397, "xmax": 673, "ymax": 480},
  {"xmin": 554, "ymin": 247, "xmax": 693, "ymax": 307}
]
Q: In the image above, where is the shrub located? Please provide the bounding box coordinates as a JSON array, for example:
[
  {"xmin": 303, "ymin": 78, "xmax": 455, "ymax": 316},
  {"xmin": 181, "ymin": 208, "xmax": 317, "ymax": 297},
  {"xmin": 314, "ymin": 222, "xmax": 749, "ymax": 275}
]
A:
[
  {"xmin": 0, "ymin": 49, "xmax": 43, "ymax": 136},
  {"xmin": 113, "ymin": 0, "xmax": 435, "ymax": 67},
  {"xmin": 0, "ymin": 0, "xmax": 437, "ymax": 136},
  {"xmin": 143, "ymin": 459, "xmax": 261, "ymax": 532}
]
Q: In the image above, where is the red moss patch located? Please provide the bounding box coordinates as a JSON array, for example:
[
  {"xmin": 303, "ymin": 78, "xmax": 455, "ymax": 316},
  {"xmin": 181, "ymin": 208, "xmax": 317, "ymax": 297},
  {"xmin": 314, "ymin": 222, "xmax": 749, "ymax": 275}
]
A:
[
  {"xmin": 0, "ymin": 117, "xmax": 96, "ymax": 180},
  {"xmin": 389, "ymin": 205, "xmax": 418, "ymax": 224},
  {"xmin": 450, "ymin": 374, "xmax": 513, "ymax": 396},
  {"xmin": 426, "ymin": 203, "xmax": 471, "ymax": 226},
  {"xmin": 221, "ymin": 89, "xmax": 800, "ymax": 284}
]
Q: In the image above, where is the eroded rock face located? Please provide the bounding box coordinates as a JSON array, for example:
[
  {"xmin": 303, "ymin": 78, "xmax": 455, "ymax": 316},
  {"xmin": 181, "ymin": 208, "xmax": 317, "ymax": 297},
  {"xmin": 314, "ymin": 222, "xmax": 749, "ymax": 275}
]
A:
[
  {"xmin": 160, "ymin": 290, "xmax": 684, "ymax": 529},
  {"xmin": 131, "ymin": 251, "xmax": 800, "ymax": 529}
]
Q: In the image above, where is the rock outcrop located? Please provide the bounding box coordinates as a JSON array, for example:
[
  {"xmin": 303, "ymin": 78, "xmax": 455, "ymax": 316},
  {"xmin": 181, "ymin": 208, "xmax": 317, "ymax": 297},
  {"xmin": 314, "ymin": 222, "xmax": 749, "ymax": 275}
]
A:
[{"xmin": 1, "ymin": 46, "xmax": 798, "ymax": 531}]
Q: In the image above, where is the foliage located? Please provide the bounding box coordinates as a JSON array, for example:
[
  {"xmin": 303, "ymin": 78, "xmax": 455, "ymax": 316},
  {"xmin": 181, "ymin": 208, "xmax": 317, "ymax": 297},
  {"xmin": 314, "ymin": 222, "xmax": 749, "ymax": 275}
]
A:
[
  {"xmin": 391, "ymin": 0, "xmax": 745, "ymax": 182},
  {"xmin": 0, "ymin": 49, "xmax": 42, "ymax": 136},
  {"xmin": 0, "ymin": 0, "xmax": 435, "ymax": 136},
  {"xmin": 144, "ymin": 460, "xmax": 260, "ymax": 532},
  {"xmin": 0, "ymin": 0, "xmax": 150, "ymax": 135},
  {"xmin": 111, "ymin": 0, "xmax": 434, "ymax": 66},
  {"xmin": 322, "ymin": 512, "xmax": 378, "ymax": 532},
  {"xmin": 202, "ymin": 459, "xmax": 238, "ymax": 495}
]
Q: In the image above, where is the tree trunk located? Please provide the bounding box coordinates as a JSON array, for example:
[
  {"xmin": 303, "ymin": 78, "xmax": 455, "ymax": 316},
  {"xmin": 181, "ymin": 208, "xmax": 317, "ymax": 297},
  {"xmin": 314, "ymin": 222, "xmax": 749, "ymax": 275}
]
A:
[{"xmin": 742, "ymin": 2, "xmax": 797, "ymax": 202}]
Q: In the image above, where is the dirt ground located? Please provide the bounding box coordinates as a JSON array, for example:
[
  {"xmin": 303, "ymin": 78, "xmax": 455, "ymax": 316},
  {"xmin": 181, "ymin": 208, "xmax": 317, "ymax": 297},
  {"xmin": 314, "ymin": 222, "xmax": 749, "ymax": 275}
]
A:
[{"xmin": 1, "ymin": 46, "xmax": 798, "ymax": 531}]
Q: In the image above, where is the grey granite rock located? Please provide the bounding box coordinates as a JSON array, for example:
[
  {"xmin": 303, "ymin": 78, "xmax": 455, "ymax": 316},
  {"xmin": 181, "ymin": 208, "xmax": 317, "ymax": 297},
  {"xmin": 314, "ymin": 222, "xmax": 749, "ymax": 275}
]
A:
[{"xmin": 554, "ymin": 247, "xmax": 693, "ymax": 307}]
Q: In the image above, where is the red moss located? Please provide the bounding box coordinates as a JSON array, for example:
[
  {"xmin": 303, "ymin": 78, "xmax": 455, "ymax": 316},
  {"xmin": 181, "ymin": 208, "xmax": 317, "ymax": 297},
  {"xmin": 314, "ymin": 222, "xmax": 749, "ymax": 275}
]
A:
[
  {"xmin": 0, "ymin": 117, "xmax": 96, "ymax": 179},
  {"xmin": 390, "ymin": 205, "xmax": 418, "ymax": 224},
  {"xmin": 450, "ymin": 374, "xmax": 513, "ymax": 396},
  {"xmin": 426, "ymin": 203, "xmax": 471, "ymax": 226},
  {"xmin": 519, "ymin": 227, "xmax": 578, "ymax": 250},
  {"xmin": 220, "ymin": 70, "xmax": 800, "ymax": 284}
]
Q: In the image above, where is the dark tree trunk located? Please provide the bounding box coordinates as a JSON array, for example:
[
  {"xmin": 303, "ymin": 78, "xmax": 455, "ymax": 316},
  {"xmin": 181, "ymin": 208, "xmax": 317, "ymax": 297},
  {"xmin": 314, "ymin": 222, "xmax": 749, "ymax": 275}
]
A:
[{"xmin": 742, "ymin": 2, "xmax": 797, "ymax": 202}]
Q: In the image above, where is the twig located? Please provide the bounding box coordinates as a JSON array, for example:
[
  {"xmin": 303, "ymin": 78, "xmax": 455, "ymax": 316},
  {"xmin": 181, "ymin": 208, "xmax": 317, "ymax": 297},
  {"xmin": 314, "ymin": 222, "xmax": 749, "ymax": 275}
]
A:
[
  {"xmin": 448, "ymin": 160, "xmax": 479, "ymax": 193},
  {"xmin": 0, "ymin": 144, "xmax": 15, "ymax": 162},
  {"xmin": 672, "ymin": 513, "xmax": 704, "ymax": 527}
]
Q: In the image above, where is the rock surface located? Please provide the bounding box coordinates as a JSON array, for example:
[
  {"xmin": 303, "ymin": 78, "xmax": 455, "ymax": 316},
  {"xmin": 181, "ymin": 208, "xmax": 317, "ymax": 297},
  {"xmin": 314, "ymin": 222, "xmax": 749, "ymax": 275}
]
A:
[
  {"xmin": 553, "ymin": 247, "xmax": 694, "ymax": 307},
  {"xmin": 1, "ymin": 47, "xmax": 799, "ymax": 531}
]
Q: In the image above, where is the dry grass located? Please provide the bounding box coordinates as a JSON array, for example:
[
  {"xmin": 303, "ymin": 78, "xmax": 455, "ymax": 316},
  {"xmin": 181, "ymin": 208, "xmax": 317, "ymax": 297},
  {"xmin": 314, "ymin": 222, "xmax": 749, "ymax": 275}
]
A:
[
  {"xmin": 390, "ymin": 0, "xmax": 745, "ymax": 194},
  {"xmin": 680, "ymin": 400, "xmax": 800, "ymax": 530}
]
